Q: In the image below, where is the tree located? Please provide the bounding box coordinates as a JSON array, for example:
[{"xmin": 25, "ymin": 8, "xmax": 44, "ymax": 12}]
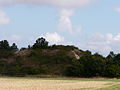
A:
[
  {"xmin": 28, "ymin": 45, "xmax": 31, "ymax": 49},
  {"xmin": 32, "ymin": 37, "xmax": 48, "ymax": 49},
  {"xmin": 107, "ymin": 51, "xmax": 116, "ymax": 59},
  {"xmin": 79, "ymin": 54, "xmax": 105, "ymax": 77},
  {"xmin": 104, "ymin": 65, "xmax": 120, "ymax": 77},
  {"xmin": 11, "ymin": 43, "xmax": 18, "ymax": 51},
  {"xmin": 84, "ymin": 50, "xmax": 92, "ymax": 55},
  {"xmin": 112, "ymin": 54, "xmax": 120, "ymax": 66},
  {"xmin": 0, "ymin": 40, "xmax": 10, "ymax": 50},
  {"xmin": 65, "ymin": 66, "xmax": 80, "ymax": 77}
]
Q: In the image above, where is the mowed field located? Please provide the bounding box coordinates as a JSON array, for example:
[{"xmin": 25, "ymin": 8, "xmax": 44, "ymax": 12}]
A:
[{"xmin": 0, "ymin": 77, "xmax": 120, "ymax": 90}]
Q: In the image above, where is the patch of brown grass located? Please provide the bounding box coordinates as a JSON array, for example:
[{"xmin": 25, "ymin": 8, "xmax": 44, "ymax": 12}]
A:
[{"xmin": 0, "ymin": 78, "xmax": 117, "ymax": 90}]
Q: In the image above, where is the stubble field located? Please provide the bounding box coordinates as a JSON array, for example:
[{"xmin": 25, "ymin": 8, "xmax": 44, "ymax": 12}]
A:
[{"xmin": 0, "ymin": 77, "xmax": 120, "ymax": 90}]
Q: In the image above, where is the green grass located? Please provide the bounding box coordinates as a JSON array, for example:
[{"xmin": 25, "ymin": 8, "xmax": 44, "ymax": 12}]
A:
[
  {"xmin": 77, "ymin": 83, "xmax": 120, "ymax": 90},
  {"xmin": 97, "ymin": 83, "xmax": 120, "ymax": 90}
]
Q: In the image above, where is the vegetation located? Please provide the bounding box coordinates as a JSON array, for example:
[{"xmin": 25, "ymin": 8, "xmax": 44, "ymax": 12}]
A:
[{"xmin": 0, "ymin": 37, "xmax": 120, "ymax": 78}]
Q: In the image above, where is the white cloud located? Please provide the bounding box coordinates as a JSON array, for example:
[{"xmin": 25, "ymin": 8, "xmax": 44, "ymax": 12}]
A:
[
  {"xmin": 41, "ymin": 32, "xmax": 65, "ymax": 44},
  {"xmin": 0, "ymin": 0, "xmax": 98, "ymax": 33},
  {"xmin": 114, "ymin": 8, "xmax": 120, "ymax": 13},
  {"xmin": 58, "ymin": 8, "xmax": 82, "ymax": 33},
  {"xmin": 80, "ymin": 33, "xmax": 120, "ymax": 56},
  {"xmin": 0, "ymin": 10, "xmax": 10, "ymax": 27},
  {"xmin": 0, "ymin": 34, "xmax": 21, "ymax": 46},
  {"xmin": 58, "ymin": 9, "xmax": 73, "ymax": 32},
  {"xmin": 0, "ymin": 0, "xmax": 98, "ymax": 8},
  {"xmin": 9, "ymin": 35, "xmax": 21, "ymax": 42},
  {"xmin": 114, "ymin": 33, "xmax": 120, "ymax": 41},
  {"xmin": 75, "ymin": 25, "xmax": 82, "ymax": 33}
]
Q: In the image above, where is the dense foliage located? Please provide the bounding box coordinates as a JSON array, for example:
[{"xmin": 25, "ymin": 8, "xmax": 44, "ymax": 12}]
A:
[{"xmin": 0, "ymin": 38, "xmax": 120, "ymax": 78}]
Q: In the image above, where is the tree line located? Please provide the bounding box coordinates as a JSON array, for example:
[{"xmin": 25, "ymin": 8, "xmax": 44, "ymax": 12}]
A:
[{"xmin": 0, "ymin": 37, "xmax": 120, "ymax": 78}]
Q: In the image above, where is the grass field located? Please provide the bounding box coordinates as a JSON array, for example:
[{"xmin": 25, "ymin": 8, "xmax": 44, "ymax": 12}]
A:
[{"xmin": 0, "ymin": 77, "xmax": 120, "ymax": 90}]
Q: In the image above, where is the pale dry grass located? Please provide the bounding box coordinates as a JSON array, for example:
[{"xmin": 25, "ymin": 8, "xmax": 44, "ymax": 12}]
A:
[{"xmin": 0, "ymin": 78, "xmax": 117, "ymax": 90}]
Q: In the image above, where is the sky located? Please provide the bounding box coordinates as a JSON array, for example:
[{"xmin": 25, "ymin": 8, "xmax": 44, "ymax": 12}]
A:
[{"xmin": 0, "ymin": 0, "xmax": 120, "ymax": 56}]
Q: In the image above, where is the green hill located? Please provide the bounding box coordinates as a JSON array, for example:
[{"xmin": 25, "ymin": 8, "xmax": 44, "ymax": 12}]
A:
[{"xmin": 0, "ymin": 37, "xmax": 120, "ymax": 78}]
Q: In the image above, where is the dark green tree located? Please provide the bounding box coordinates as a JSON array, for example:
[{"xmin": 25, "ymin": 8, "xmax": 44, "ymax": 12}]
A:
[
  {"xmin": 32, "ymin": 37, "xmax": 48, "ymax": 49},
  {"xmin": 112, "ymin": 54, "xmax": 120, "ymax": 66},
  {"xmin": 11, "ymin": 43, "xmax": 18, "ymax": 51},
  {"xmin": 28, "ymin": 45, "xmax": 31, "ymax": 49},
  {"xmin": 0, "ymin": 40, "xmax": 10, "ymax": 50},
  {"xmin": 79, "ymin": 54, "xmax": 105, "ymax": 77},
  {"xmin": 104, "ymin": 65, "xmax": 120, "ymax": 77},
  {"xmin": 107, "ymin": 51, "xmax": 116, "ymax": 59}
]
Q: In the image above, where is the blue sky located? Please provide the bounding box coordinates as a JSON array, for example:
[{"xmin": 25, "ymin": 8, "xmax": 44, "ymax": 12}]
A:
[{"xmin": 0, "ymin": 0, "xmax": 120, "ymax": 56}]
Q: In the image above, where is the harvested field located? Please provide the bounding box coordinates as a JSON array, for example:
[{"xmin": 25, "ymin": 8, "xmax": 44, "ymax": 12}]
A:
[{"xmin": 0, "ymin": 77, "xmax": 119, "ymax": 90}]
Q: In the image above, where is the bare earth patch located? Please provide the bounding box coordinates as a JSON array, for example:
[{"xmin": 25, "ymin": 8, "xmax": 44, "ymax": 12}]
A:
[{"xmin": 0, "ymin": 78, "xmax": 118, "ymax": 90}]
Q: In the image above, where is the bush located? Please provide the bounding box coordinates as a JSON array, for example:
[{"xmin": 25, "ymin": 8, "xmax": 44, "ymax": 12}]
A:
[
  {"xmin": 21, "ymin": 66, "xmax": 46, "ymax": 75},
  {"xmin": 104, "ymin": 65, "xmax": 120, "ymax": 77}
]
